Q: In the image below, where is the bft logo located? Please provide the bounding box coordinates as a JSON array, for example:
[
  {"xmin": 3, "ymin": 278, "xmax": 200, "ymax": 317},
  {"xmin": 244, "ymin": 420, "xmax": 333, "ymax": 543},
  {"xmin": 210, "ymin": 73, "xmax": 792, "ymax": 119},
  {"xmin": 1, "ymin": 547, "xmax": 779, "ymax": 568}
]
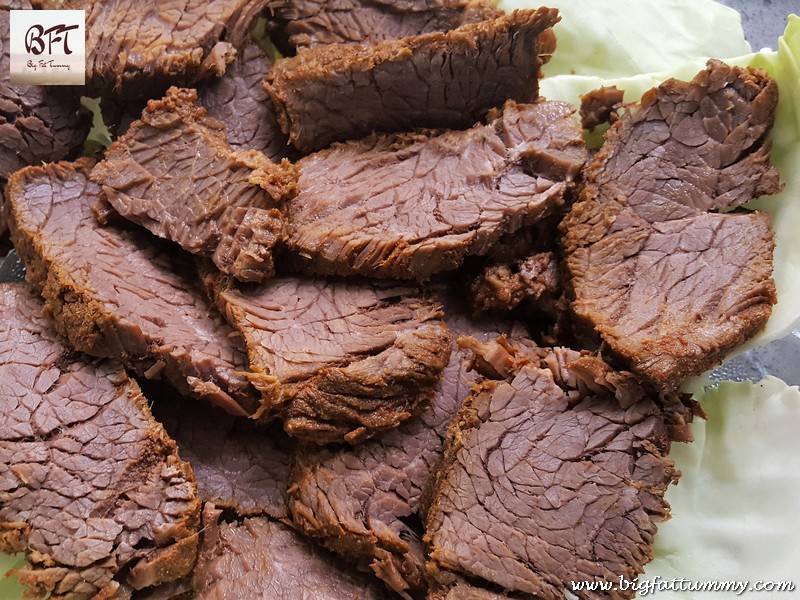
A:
[
  {"xmin": 9, "ymin": 10, "xmax": 86, "ymax": 85},
  {"xmin": 24, "ymin": 23, "xmax": 80, "ymax": 56}
]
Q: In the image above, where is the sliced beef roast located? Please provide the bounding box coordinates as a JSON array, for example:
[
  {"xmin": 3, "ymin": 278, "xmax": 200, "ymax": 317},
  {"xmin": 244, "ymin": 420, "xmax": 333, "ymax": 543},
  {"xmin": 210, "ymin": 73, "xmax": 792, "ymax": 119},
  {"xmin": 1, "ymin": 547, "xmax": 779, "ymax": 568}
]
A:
[
  {"xmin": 0, "ymin": 283, "xmax": 201, "ymax": 600},
  {"xmin": 266, "ymin": 0, "xmax": 501, "ymax": 51},
  {"xmin": 6, "ymin": 160, "xmax": 259, "ymax": 417},
  {"xmin": 1, "ymin": 2, "xmax": 91, "ymax": 179},
  {"xmin": 562, "ymin": 60, "xmax": 782, "ymax": 390},
  {"xmin": 424, "ymin": 337, "xmax": 678, "ymax": 600},
  {"xmin": 195, "ymin": 507, "xmax": 389, "ymax": 599},
  {"xmin": 264, "ymin": 8, "xmax": 559, "ymax": 153},
  {"xmin": 288, "ymin": 302, "xmax": 514, "ymax": 597},
  {"xmin": 202, "ymin": 270, "xmax": 452, "ymax": 444},
  {"xmin": 199, "ymin": 42, "xmax": 292, "ymax": 162},
  {"xmin": 91, "ymin": 87, "xmax": 293, "ymax": 283},
  {"xmin": 151, "ymin": 391, "xmax": 292, "ymax": 519},
  {"xmin": 282, "ymin": 101, "xmax": 587, "ymax": 280},
  {"xmin": 81, "ymin": 0, "xmax": 270, "ymax": 97}
]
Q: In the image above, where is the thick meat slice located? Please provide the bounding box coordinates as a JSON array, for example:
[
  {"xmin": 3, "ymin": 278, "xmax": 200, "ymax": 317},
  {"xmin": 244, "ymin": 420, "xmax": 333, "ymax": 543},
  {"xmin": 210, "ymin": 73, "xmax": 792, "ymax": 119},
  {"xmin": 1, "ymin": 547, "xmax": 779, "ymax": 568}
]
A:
[
  {"xmin": 81, "ymin": 0, "xmax": 270, "ymax": 97},
  {"xmin": 0, "ymin": 3, "xmax": 91, "ymax": 179},
  {"xmin": 0, "ymin": 283, "xmax": 201, "ymax": 600},
  {"xmin": 91, "ymin": 87, "xmax": 293, "ymax": 283},
  {"xmin": 288, "ymin": 304, "xmax": 513, "ymax": 597},
  {"xmin": 424, "ymin": 338, "xmax": 677, "ymax": 600},
  {"xmin": 195, "ymin": 509, "xmax": 389, "ymax": 599},
  {"xmin": 6, "ymin": 160, "xmax": 259, "ymax": 417},
  {"xmin": 282, "ymin": 101, "xmax": 587, "ymax": 280},
  {"xmin": 264, "ymin": 9, "xmax": 559, "ymax": 153},
  {"xmin": 266, "ymin": 0, "xmax": 501, "ymax": 50},
  {"xmin": 198, "ymin": 43, "xmax": 292, "ymax": 162},
  {"xmin": 562, "ymin": 60, "xmax": 782, "ymax": 390},
  {"xmin": 203, "ymin": 271, "xmax": 452, "ymax": 444},
  {"xmin": 151, "ymin": 391, "xmax": 292, "ymax": 519}
]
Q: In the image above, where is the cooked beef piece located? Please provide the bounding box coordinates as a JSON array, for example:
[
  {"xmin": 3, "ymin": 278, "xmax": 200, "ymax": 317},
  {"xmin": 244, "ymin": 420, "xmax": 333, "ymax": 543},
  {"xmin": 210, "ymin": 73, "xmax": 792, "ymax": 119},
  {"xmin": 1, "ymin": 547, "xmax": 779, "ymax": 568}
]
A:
[
  {"xmin": 151, "ymin": 391, "xmax": 292, "ymax": 519},
  {"xmin": 0, "ymin": 184, "xmax": 8, "ymax": 253},
  {"xmin": 579, "ymin": 85, "xmax": 624, "ymax": 130},
  {"xmin": 0, "ymin": 3, "xmax": 91, "ymax": 179},
  {"xmin": 266, "ymin": 0, "xmax": 501, "ymax": 51},
  {"xmin": 78, "ymin": 0, "xmax": 271, "ymax": 97},
  {"xmin": 0, "ymin": 283, "xmax": 201, "ymax": 600},
  {"xmin": 468, "ymin": 251, "xmax": 560, "ymax": 314},
  {"xmin": 427, "ymin": 578, "xmax": 510, "ymax": 600},
  {"xmin": 264, "ymin": 9, "xmax": 559, "ymax": 153},
  {"xmin": 6, "ymin": 160, "xmax": 259, "ymax": 417},
  {"xmin": 199, "ymin": 43, "xmax": 292, "ymax": 162},
  {"xmin": 562, "ymin": 60, "xmax": 782, "ymax": 390},
  {"xmin": 91, "ymin": 88, "xmax": 294, "ymax": 283},
  {"xmin": 288, "ymin": 301, "xmax": 513, "ymax": 597},
  {"xmin": 195, "ymin": 509, "xmax": 389, "ymax": 599},
  {"xmin": 281, "ymin": 101, "xmax": 587, "ymax": 280},
  {"xmin": 424, "ymin": 337, "xmax": 678, "ymax": 600},
  {"xmin": 201, "ymin": 269, "xmax": 452, "ymax": 444}
]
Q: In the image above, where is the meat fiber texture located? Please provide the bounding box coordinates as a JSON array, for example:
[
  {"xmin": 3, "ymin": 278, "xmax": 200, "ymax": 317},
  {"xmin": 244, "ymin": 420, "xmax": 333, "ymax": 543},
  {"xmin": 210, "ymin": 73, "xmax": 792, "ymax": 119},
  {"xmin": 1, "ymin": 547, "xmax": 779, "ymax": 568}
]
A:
[
  {"xmin": 198, "ymin": 42, "xmax": 293, "ymax": 162},
  {"xmin": 265, "ymin": 0, "xmax": 501, "ymax": 51},
  {"xmin": 6, "ymin": 160, "xmax": 260, "ymax": 417},
  {"xmin": 0, "ymin": 3, "xmax": 91, "ymax": 180},
  {"xmin": 195, "ymin": 507, "xmax": 390, "ymax": 599},
  {"xmin": 202, "ymin": 269, "xmax": 452, "ymax": 444},
  {"xmin": 91, "ymin": 87, "xmax": 295, "ymax": 283},
  {"xmin": 282, "ymin": 100, "xmax": 587, "ymax": 280},
  {"xmin": 562, "ymin": 60, "xmax": 782, "ymax": 391},
  {"xmin": 0, "ymin": 283, "xmax": 201, "ymax": 600},
  {"xmin": 80, "ymin": 0, "xmax": 271, "ymax": 97},
  {"xmin": 151, "ymin": 392, "xmax": 292, "ymax": 519},
  {"xmin": 424, "ymin": 338, "xmax": 678, "ymax": 600},
  {"xmin": 468, "ymin": 251, "xmax": 560, "ymax": 315},
  {"xmin": 264, "ymin": 8, "xmax": 559, "ymax": 153},
  {"xmin": 288, "ymin": 301, "xmax": 515, "ymax": 598}
]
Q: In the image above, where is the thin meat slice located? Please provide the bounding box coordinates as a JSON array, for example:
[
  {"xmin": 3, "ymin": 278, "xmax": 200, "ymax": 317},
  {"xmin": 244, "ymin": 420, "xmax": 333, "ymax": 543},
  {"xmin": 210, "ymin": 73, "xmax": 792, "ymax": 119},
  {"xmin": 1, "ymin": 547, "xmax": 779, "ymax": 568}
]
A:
[
  {"xmin": 198, "ymin": 42, "xmax": 293, "ymax": 162},
  {"xmin": 264, "ymin": 8, "xmax": 559, "ymax": 153},
  {"xmin": 282, "ymin": 101, "xmax": 587, "ymax": 280},
  {"xmin": 150, "ymin": 390, "xmax": 292, "ymax": 519},
  {"xmin": 91, "ymin": 87, "xmax": 294, "ymax": 283},
  {"xmin": 195, "ymin": 508, "xmax": 390, "ymax": 599},
  {"xmin": 6, "ymin": 160, "xmax": 259, "ymax": 417},
  {"xmin": 424, "ymin": 337, "xmax": 678, "ymax": 600},
  {"xmin": 81, "ymin": 0, "xmax": 271, "ymax": 97},
  {"xmin": 288, "ymin": 303, "xmax": 514, "ymax": 597},
  {"xmin": 0, "ymin": 3, "xmax": 91, "ymax": 179},
  {"xmin": 0, "ymin": 283, "xmax": 201, "ymax": 600},
  {"xmin": 266, "ymin": 0, "xmax": 501, "ymax": 51},
  {"xmin": 202, "ymin": 270, "xmax": 452, "ymax": 444},
  {"xmin": 562, "ymin": 60, "xmax": 782, "ymax": 390}
]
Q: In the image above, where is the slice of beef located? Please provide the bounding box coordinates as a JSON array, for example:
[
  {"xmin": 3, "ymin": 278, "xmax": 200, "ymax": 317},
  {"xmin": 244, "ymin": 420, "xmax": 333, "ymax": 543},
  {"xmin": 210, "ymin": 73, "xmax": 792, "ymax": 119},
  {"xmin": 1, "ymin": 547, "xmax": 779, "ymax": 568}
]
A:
[
  {"xmin": 0, "ymin": 283, "xmax": 201, "ymax": 600},
  {"xmin": 424, "ymin": 338, "xmax": 678, "ymax": 599},
  {"xmin": 195, "ymin": 509, "xmax": 389, "ymax": 599},
  {"xmin": 579, "ymin": 85, "xmax": 624, "ymax": 131},
  {"xmin": 81, "ymin": 0, "xmax": 270, "ymax": 97},
  {"xmin": 91, "ymin": 87, "xmax": 294, "ymax": 283},
  {"xmin": 288, "ymin": 301, "xmax": 514, "ymax": 597},
  {"xmin": 0, "ymin": 3, "xmax": 91, "ymax": 179},
  {"xmin": 264, "ymin": 9, "xmax": 559, "ymax": 153},
  {"xmin": 6, "ymin": 159, "xmax": 259, "ymax": 417},
  {"xmin": 562, "ymin": 60, "xmax": 782, "ymax": 390},
  {"xmin": 266, "ymin": 0, "xmax": 501, "ymax": 51},
  {"xmin": 468, "ymin": 251, "xmax": 560, "ymax": 315},
  {"xmin": 202, "ymin": 270, "xmax": 452, "ymax": 444},
  {"xmin": 281, "ymin": 101, "xmax": 587, "ymax": 280},
  {"xmin": 150, "ymin": 389, "xmax": 292, "ymax": 519},
  {"xmin": 198, "ymin": 43, "xmax": 292, "ymax": 162}
]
